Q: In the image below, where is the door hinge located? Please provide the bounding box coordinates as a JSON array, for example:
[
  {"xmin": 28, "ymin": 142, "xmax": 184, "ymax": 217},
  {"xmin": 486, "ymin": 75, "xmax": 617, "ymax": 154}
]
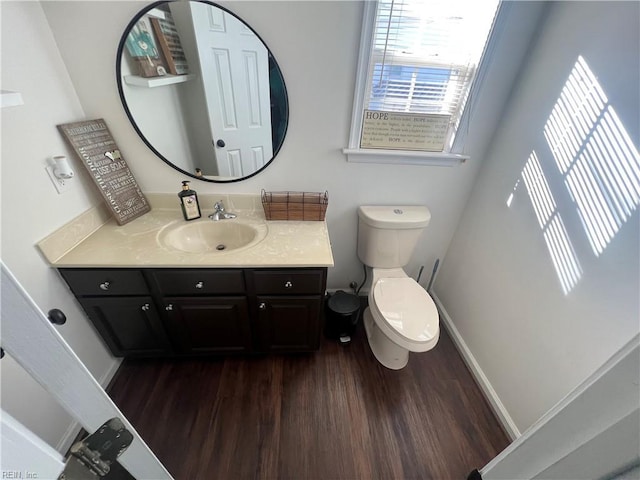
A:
[{"xmin": 59, "ymin": 417, "xmax": 133, "ymax": 479}]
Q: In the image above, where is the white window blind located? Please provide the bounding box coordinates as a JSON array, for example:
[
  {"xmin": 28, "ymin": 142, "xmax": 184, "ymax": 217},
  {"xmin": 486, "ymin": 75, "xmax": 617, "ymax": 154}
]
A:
[{"xmin": 364, "ymin": 0, "xmax": 500, "ymax": 151}]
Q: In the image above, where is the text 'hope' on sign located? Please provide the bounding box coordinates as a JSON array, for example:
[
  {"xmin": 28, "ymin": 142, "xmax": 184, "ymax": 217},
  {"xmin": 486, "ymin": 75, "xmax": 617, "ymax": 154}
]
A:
[{"xmin": 360, "ymin": 110, "xmax": 451, "ymax": 152}]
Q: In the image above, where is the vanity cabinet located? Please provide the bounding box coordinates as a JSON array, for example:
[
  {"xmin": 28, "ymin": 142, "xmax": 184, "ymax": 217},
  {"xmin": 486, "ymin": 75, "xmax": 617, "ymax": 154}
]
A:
[
  {"xmin": 248, "ymin": 269, "xmax": 325, "ymax": 352},
  {"xmin": 59, "ymin": 267, "xmax": 327, "ymax": 357},
  {"xmin": 146, "ymin": 269, "xmax": 252, "ymax": 355},
  {"xmin": 59, "ymin": 269, "xmax": 172, "ymax": 356}
]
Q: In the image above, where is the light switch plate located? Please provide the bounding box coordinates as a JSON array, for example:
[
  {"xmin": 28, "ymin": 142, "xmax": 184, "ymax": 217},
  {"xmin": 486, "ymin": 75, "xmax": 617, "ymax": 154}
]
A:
[{"xmin": 45, "ymin": 165, "xmax": 72, "ymax": 194}]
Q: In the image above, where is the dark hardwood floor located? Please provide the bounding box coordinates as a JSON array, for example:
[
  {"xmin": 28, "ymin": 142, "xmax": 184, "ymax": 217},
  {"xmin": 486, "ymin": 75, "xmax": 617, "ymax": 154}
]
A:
[{"xmin": 108, "ymin": 319, "xmax": 510, "ymax": 480}]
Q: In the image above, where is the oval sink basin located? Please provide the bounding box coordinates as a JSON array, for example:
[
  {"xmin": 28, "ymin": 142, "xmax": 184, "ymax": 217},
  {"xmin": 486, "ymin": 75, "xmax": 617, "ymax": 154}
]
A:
[{"xmin": 159, "ymin": 221, "xmax": 262, "ymax": 254}]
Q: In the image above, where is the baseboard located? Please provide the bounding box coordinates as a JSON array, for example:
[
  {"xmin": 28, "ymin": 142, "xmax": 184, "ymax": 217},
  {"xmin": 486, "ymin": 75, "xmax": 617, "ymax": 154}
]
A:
[
  {"xmin": 55, "ymin": 357, "xmax": 123, "ymax": 454},
  {"xmin": 432, "ymin": 293, "xmax": 521, "ymax": 440}
]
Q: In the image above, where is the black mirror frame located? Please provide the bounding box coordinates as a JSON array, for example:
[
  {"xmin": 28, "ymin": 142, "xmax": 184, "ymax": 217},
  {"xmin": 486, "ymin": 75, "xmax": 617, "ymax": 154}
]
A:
[{"xmin": 115, "ymin": 0, "xmax": 289, "ymax": 183}]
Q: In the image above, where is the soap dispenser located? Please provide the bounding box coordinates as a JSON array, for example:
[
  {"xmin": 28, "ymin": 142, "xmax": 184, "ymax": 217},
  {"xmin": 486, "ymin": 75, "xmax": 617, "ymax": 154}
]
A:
[{"xmin": 178, "ymin": 181, "xmax": 201, "ymax": 221}]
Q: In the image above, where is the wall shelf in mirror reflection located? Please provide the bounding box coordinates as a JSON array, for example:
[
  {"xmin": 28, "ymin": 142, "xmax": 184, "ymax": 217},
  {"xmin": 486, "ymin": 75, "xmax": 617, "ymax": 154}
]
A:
[
  {"xmin": 124, "ymin": 73, "xmax": 196, "ymax": 88},
  {"xmin": 116, "ymin": 1, "xmax": 289, "ymax": 183}
]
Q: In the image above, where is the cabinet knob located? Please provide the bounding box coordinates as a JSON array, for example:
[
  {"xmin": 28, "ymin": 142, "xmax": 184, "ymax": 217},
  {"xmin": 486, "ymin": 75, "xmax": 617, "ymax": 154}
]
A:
[
  {"xmin": 284, "ymin": 281, "xmax": 293, "ymax": 289},
  {"xmin": 99, "ymin": 281, "xmax": 111, "ymax": 291},
  {"xmin": 259, "ymin": 302, "xmax": 267, "ymax": 310},
  {"xmin": 195, "ymin": 281, "xmax": 204, "ymax": 289},
  {"xmin": 141, "ymin": 303, "xmax": 150, "ymax": 311},
  {"xmin": 48, "ymin": 309, "xmax": 67, "ymax": 325},
  {"xmin": 165, "ymin": 304, "xmax": 174, "ymax": 311}
]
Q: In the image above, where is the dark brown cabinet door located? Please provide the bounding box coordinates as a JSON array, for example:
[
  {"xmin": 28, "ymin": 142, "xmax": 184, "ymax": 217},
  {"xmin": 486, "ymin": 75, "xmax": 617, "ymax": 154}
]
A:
[
  {"xmin": 78, "ymin": 296, "xmax": 171, "ymax": 356},
  {"xmin": 256, "ymin": 296, "xmax": 322, "ymax": 352},
  {"xmin": 163, "ymin": 297, "xmax": 252, "ymax": 354}
]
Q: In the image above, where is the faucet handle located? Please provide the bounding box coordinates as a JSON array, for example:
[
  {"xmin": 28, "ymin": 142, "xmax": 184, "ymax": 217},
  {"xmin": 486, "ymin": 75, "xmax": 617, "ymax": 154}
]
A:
[{"xmin": 214, "ymin": 200, "xmax": 225, "ymax": 212}]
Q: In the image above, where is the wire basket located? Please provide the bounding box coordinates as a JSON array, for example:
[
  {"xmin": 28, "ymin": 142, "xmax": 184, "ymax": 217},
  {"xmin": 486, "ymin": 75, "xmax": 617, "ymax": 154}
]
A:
[{"xmin": 261, "ymin": 190, "xmax": 328, "ymax": 221}]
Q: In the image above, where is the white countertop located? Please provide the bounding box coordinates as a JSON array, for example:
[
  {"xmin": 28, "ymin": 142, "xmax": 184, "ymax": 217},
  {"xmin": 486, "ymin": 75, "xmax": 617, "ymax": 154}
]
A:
[{"xmin": 38, "ymin": 195, "xmax": 334, "ymax": 269}]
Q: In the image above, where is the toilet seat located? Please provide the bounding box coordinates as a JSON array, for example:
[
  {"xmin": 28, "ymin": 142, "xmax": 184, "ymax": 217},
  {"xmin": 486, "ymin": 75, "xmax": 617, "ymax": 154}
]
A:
[{"xmin": 372, "ymin": 277, "xmax": 439, "ymax": 344}]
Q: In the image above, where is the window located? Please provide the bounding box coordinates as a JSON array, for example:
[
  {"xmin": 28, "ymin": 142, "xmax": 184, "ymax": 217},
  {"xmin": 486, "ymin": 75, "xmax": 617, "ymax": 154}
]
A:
[{"xmin": 345, "ymin": 0, "xmax": 500, "ymax": 165}]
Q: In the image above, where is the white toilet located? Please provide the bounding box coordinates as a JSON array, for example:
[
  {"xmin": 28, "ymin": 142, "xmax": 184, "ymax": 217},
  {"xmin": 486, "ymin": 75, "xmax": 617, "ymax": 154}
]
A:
[{"xmin": 357, "ymin": 206, "xmax": 440, "ymax": 370}]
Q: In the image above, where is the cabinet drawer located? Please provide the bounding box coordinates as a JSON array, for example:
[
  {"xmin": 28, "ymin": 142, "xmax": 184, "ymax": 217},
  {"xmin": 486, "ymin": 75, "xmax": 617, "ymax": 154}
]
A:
[
  {"xmin": 60, "ymin": 269, "xmax": 149, "ymax": 296},
  {"xmin": 150, "ymin": 269, "xmax": 245, "ymax": 295},
  {"xmin": 251, "ymin": 269, "xmax": 325, "ymax": 295}
]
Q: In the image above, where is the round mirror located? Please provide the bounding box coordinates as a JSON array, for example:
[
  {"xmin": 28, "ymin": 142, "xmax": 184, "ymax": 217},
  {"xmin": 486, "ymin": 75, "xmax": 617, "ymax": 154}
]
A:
[{"xmin": 116, "ymin": 0, "xmax": 289, "ymax": 182}]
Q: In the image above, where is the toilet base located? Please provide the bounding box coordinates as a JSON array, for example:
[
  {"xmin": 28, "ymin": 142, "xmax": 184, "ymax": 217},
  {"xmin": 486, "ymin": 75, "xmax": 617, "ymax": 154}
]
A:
[{"xmin": 363, "ymin": 307, "xmax": 409, "ymax": 370}]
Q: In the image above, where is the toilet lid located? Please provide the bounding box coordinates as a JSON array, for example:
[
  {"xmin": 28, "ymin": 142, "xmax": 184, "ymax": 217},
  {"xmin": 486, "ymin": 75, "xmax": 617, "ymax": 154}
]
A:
[{"xmin": 373, "ymin": 277, "xmax": 439, "ymax": 342}]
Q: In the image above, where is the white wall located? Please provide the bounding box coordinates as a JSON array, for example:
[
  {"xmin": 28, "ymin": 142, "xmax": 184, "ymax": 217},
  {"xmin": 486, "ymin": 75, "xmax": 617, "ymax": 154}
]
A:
[
  {"xmin": 435, "ymin": 1, "xmax": 640, "ymax": 433},
  {"xmin": 120, "ymin": 55, "xmax": 198, "ymax": 174},
  {"xmin": 0, "ymin": 2, "xmax": 119, "ymax": 450}
]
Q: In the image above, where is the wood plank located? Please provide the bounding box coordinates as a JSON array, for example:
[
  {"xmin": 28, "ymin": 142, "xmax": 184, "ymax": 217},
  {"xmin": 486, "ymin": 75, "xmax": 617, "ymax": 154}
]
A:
[{"xmin": 107, "ymin": 309, "xmax": 510, "ymax": 479}]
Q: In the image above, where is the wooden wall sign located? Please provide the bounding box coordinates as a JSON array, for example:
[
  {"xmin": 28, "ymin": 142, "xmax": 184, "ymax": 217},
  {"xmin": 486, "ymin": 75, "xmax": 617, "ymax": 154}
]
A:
[
  {"xmin": 360, "ymin": 110, "xmax": 451, "ymax": 152},
  {"xmin": 58, "ymin": 119, "xmax": 151, "ymax": 225}
]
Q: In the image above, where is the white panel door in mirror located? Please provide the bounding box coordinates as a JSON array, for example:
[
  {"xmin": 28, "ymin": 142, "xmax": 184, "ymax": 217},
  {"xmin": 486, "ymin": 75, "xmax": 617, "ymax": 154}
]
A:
[{"xmin": 191, "ymin": 2, "xmax": 272, "ymax": 178}]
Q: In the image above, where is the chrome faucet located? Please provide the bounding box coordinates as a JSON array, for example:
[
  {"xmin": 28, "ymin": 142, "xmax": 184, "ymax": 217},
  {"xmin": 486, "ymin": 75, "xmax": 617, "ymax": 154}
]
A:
[{"xmin": 208, "ymin": 200, "xmax": 237, "ymax": 221}]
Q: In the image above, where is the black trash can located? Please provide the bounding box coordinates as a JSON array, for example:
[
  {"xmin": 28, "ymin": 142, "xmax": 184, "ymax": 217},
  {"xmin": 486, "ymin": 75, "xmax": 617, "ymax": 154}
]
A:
[{"xmin": 325, "ymin": 290, "xmax": 361, "ymax": 345}]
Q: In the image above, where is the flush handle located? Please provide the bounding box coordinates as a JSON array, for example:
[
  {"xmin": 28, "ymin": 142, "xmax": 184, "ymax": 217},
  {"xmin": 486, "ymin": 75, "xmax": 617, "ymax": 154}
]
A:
[
  {"xmin": 99, "ymin": 281, "xmax": 110, "ymax": 291},
  {"xmin": 195, "ymin": 281, "xmax": 204, "ymax": 289},
  {"xmin": 284, "ymin": 281, "xmax": 293, "ymax": 289}
]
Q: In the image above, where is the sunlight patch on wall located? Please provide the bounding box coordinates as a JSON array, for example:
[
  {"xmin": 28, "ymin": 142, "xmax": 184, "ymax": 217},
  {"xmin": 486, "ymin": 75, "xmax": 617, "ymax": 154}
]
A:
[
  {"xmin": 506, "ymin": 179, "xmax": 520, "ymax": 207},
  {"xmin": 522, "ymin": 151, "xmax": 582, "ymax": 294},
  {"xmin": 544, "ymin": 56, "xmax": 640, "ymax": 256},
  {"xmin": 522, "ymin": 152, "xmax": 556, "ymax": 228}
]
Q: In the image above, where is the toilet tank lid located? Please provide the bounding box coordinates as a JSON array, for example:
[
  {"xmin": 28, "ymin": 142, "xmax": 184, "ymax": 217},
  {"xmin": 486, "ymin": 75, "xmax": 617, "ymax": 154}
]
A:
[{"xmin": 358, "ymin": 206, "xmax": 431, "ymax": 229}]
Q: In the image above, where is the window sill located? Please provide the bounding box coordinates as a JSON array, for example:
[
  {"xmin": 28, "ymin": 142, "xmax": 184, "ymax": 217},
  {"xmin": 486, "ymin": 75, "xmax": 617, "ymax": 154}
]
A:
[{"xmin": 343, "ymin": 148, "xmax": 468, "ymax": 167}]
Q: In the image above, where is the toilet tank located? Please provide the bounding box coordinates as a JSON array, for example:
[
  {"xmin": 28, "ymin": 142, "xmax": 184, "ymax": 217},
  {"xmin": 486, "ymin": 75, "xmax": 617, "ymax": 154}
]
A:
[{"xmin": 357, "ymin": 206, "xmax": 431, "ymax": 268}]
